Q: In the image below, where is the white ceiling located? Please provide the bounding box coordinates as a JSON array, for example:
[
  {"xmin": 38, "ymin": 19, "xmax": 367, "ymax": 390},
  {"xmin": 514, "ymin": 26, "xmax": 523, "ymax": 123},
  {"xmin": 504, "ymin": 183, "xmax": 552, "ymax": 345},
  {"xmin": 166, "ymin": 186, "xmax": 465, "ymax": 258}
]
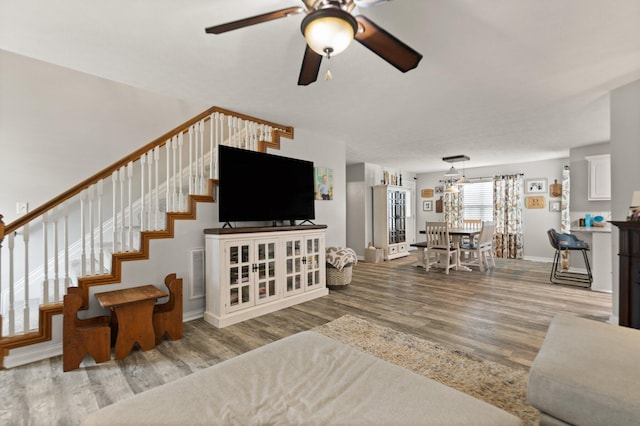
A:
[{"xmin": 1, "ymin": 0, "xmax": 639, "ymax": 173}]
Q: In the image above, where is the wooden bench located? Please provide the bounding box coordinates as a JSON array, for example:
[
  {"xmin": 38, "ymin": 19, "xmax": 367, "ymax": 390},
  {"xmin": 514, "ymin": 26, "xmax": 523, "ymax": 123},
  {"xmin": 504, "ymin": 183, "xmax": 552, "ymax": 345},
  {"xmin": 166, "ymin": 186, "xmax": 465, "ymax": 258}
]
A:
[
  {"xmin": 153, "ymin": 273, "xmax": 183, "ymax": 344},
  {"xmin": 62, "ymin": 287, "xmax": 111, "ymax": 372}
]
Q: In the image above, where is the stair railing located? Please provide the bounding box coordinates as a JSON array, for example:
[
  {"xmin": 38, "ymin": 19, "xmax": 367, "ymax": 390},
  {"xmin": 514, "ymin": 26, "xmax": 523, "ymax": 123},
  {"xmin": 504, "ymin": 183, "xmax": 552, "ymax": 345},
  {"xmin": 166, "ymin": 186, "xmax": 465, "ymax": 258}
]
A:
[{"xmin": 0, "ymin": 106, "xmax": 293, "ymax": 338}]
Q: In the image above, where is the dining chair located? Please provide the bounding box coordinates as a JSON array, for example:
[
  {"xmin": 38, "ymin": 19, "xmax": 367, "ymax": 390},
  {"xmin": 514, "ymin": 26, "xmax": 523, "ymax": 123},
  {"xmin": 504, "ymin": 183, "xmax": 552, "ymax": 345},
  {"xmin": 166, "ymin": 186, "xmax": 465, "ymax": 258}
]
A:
[
  {"xmin": 462, "ymin": 219, "xmax": 482, "ymax": 230},
  {"xmin": 462, "ymin": 219, "xmax": 482, "ymax": 245},
  {"xmin": 460, "ymin": 221, "xmax": 496, "ymax": 271},
  {"xmin": 424, "ymin": 221, "xmax": 458, "ymax": 274}
]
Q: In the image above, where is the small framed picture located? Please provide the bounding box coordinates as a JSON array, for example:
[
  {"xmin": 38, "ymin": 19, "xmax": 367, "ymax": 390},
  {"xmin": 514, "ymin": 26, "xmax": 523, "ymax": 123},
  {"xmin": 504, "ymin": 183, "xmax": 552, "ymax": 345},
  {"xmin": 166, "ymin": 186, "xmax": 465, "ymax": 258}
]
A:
[
  {"xmin": 525, "ymin": 196, "xmax": 546, "ymax": 209},
  {"xmin": 423, "ymin": 200, "xmax": 433, "ymax": 211},
  {"xmin": 549, "ymin": 200, "xmax": 561, "ymax": 212},
  {"xmin": 525, "ymin": 178, "xmax": 548, "ymax": 194}
]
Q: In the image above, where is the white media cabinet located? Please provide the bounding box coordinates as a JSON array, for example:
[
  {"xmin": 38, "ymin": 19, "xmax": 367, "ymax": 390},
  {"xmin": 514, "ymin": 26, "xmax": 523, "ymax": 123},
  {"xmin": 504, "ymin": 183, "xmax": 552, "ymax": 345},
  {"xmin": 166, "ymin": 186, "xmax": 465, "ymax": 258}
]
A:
[{"xmin": 203, "ymin": 225, "xmax": 328, "ymax": 328}]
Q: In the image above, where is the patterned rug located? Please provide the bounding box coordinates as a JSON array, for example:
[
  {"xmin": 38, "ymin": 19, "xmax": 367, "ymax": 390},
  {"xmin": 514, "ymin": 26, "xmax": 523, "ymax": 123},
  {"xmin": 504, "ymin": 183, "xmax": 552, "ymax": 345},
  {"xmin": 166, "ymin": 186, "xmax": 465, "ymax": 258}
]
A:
[{"xmin": 314, "ymin": 315, "xmax": 539, "ymax": 426}]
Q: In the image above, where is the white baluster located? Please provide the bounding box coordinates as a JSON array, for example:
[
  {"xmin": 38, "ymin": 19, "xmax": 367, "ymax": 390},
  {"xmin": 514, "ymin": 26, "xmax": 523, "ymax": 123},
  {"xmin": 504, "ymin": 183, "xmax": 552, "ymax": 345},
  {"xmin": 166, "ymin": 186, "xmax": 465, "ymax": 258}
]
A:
[
  {"xmin": 199, "ymin": 120, "xmax": 205, "ymax": 194},
  {"xmin": 214, "ymin": 112, "xmax": 221, "ymax": 179},
  {"xmin": 80, "ymin": 190, "xmax": 87, "ymax": 275},
  {"xmin": 119, "ymin": 167, "xmax": 126, "ymax": 252},
  {"xmin": 194, "ymin": 121, "xmax": 200, "ymax": 194},
  {"xmin": 228, "ymin": 116, "xmax": 233, "ymax": 147},
  {"xmin": 140, "ymin": 153, "xmax": 147, "ymax": 233},
  {"xmin": 219, "ymin": 113, "xmax": 225, "ymax": 149},
  {"xmin": 252, "ymin": 122, "xmax": 259, "ymax": 151},
  {"xmin": 23, "ymin": 223, "xmax": 30, "ymax": 331},
  {"xmin": 187, "ymin": 127, "xmax": 193, "ymax": 198},
  {"xmin": 88, "ymin": 185, "xmax": 95, "ymax": 275},
  {"xmin": 112, "ymin": 171, "xmax": 118, "ymax": 253},
  {"xmin": 165, "ymin": 139, "xmax": 170, "ymax": 216},
  {"xmin": 8, "ymin": 232, "xmax": 15, "ymax": 335},
  {"xmin": 210, "ymin": 113, "xmax": 215, "ymax": 180},
  {"xmin": 63, "ymin": 202, "xmax": 70, "ymax": 290},
  {"xmin": 171, "ymin": 136, "xmax": 178, "ymax": 212},
  {"xmin": 52, "ymin": 207, "xmax": 60, "ymax": 301},
  {"xmin": 178, "ymin": 133, "xmax": 184, "ymax": 211},
  {"xmin": 233, "ymin": 117, "xmax": 239, "ymax": 147},
  {"xmin": 154, "ymin": 147, "xmax": 160, "ymax": 230},
  {"xmin": 147, "ymin": 149, "xmax": 153, "ymax": 230},
  {"xmin": 266, "ymin": 125, "xmax": 273, "ymax": 144},
  {"xmin": 127, "ymin": 162, "xmax": 133, "ymax": 251},
  {"xmin": 42, "ymin": 212, "xmax": 49, "ymax": 305},
  {"xmin": 97, "ymin": 180, "xmax": 104, "ymax": 275}
]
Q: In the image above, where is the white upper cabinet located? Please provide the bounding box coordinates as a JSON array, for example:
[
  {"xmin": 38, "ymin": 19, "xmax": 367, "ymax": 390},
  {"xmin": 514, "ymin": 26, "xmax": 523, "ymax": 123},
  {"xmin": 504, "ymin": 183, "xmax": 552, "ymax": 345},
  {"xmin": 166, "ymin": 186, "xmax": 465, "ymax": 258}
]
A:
[{"xmin": 585, "ymin": 154, "xmax": 611, "ymax": 201}]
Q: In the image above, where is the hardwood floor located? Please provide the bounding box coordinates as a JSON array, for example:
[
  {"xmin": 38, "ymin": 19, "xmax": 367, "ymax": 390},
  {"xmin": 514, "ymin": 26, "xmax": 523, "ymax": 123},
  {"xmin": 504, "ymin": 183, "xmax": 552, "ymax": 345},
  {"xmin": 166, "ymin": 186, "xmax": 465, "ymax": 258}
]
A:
[{"xmin": 1, "ymin": 257, "xmax": 611, "ymax": 425}]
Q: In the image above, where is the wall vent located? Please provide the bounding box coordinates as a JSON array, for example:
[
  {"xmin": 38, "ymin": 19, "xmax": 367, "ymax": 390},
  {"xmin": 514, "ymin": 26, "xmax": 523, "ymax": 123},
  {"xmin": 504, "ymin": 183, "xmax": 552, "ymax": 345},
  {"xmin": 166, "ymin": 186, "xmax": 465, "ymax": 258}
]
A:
[{"xmin": 189, "ymin": 248, "xmax": 205, "ymax": 299}]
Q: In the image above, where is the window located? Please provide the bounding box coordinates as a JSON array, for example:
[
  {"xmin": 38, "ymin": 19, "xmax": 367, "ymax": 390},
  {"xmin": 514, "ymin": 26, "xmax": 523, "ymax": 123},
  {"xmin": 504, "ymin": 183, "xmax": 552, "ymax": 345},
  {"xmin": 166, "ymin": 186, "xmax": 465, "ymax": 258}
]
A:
[{"xmin": 463, "ymin": 181, "xmax": 493, "ymax": 221}]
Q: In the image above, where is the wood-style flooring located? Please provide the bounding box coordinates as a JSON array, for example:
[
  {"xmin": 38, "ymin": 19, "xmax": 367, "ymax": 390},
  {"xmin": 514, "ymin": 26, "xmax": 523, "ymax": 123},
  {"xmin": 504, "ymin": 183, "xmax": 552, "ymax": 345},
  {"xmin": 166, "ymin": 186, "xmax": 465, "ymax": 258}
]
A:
[{"xmin": 1, "ymin": 257, "xmax": 612, "ymax": 425}]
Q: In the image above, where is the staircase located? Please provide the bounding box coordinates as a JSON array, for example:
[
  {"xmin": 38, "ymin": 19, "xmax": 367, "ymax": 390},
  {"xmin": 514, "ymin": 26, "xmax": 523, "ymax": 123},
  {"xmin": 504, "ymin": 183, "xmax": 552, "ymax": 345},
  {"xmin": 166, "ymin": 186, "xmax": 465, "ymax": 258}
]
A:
[{"xmin": 0, "ymin": 106, "xmax": 294, "ymax": 368}]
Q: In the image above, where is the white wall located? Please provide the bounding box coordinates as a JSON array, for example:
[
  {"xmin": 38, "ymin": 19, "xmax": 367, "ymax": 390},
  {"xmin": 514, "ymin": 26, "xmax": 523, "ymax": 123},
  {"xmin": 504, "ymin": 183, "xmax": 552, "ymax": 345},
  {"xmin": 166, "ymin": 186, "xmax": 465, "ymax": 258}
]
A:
[
  {"xmin": 416, "ymin": 158, "xmax": 568, "ymax": 260},
  {"xmin": 0, "ymin": 49, "xmax": 207, "ymax": 224},
  {"xmin": 610, "ymin": 78, "xmax": 640, "ymax": 325}
]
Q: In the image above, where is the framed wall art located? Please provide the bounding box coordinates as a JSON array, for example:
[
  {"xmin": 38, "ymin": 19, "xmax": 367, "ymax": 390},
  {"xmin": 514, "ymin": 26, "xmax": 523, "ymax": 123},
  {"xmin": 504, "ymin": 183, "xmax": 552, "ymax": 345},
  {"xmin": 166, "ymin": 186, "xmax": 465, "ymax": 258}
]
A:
[
  {"xmin": 423, "ymin": 200, "xmax": 433, "ymax": 211},
  {"xmin": 525, "ymin": 178, "xmax": 548, "ymax": 194},
  {"xmin": 549, "ymin": 200, "xmax": 561, "ymax": 212},
  {"xmin": 421, "ymin": 188, "xmax": 434, "ymax": 198},
  {"xmin": 314, "ymin": 167, "xmax": 333, "ymax": 200},
  {"xmin": 525, "ymin": 196, "xmax": 546, "ymax": 209}
]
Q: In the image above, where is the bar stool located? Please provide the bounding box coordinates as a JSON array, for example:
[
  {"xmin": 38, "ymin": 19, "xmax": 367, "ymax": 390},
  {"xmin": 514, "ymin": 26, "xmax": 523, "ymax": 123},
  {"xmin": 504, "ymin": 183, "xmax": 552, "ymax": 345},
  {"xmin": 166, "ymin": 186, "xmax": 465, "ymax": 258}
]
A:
[{"xmin": 547, "ymin": 229, "xmax": 592, "ymax": 288}]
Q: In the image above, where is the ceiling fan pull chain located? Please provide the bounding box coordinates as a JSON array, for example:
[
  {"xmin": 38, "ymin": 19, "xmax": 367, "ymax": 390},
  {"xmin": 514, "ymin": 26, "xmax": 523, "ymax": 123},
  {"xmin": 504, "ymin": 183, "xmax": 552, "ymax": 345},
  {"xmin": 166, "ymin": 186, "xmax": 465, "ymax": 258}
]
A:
[{"xmin": 324, "ymin": 47, "xmax": 334, "ymax": 81}]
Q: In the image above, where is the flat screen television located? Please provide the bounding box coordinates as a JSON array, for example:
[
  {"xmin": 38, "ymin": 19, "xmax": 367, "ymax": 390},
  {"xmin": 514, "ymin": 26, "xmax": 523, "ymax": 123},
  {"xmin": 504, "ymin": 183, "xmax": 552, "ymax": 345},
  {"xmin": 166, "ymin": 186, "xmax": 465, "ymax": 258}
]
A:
[{"xmin": 218, "ymin": 145, "xmax": 315, "ymax": 224}]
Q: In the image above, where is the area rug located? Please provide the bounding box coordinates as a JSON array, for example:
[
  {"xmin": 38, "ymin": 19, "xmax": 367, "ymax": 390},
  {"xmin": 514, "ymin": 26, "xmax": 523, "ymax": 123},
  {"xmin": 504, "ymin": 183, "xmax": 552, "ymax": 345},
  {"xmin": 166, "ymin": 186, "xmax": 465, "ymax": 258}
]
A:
[{"xmin": 313, "ymin": 315, "xmax": 539, "ymax": 426}]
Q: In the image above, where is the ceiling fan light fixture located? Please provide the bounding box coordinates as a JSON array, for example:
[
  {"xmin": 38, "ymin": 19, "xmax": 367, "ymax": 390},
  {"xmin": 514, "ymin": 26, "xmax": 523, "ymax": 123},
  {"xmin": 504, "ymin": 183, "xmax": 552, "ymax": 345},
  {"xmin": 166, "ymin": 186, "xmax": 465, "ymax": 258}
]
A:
[{"xmin": 301, "ymin": 9, "xmax": 357, "ymax": 57}]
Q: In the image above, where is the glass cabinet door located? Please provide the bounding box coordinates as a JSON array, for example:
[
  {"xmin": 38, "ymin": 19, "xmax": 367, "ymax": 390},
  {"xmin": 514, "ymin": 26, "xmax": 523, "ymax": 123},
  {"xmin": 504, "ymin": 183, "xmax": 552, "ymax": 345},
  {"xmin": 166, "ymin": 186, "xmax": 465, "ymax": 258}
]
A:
[
  {"xmin": 304, "ymin": 236, "xmax": 324, "ymax": 290},
  {"xmin": 388, "ymin": 189, "xmax": 406, "ymax": 244},
  {"xmin": 226, "ymin": 242, "xmax": 252, "ymax": 312},
  {"xmin": 254, "ymin": 239, "xmax": 278, "ymax": 305},
  {"xmin": 283, "ymin": 237, "xmax": 304, "ymax": 296}
]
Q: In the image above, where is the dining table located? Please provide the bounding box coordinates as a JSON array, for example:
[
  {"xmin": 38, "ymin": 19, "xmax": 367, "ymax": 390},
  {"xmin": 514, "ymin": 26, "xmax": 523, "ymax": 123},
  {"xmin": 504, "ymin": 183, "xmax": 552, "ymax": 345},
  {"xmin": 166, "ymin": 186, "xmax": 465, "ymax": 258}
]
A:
[{"xmin": 416, "ymin": 228, "xmax": 482, "ymax": 271}]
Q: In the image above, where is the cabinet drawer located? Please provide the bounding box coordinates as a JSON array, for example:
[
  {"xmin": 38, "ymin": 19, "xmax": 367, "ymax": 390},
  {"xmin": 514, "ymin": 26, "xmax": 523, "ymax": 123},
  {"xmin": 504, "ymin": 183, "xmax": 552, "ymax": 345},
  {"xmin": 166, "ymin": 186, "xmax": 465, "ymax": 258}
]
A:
[
  {"xmin": 397, "ymin": 243, "xmax": 407, "ymax": 253},
  {"xmin": 388, "ymin": 245, "xmax": 398, "ymax": 255}
]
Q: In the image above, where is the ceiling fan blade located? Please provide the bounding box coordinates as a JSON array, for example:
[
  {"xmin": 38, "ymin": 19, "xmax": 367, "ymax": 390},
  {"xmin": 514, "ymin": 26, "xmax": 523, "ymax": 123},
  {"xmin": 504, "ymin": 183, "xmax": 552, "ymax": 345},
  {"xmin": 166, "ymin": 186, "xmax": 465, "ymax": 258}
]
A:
[
  {"xmin": 205, "ymin": 6, "xmax": 304, "ymax": 34},
  {"xmin": 298, "ymin": 45, "xmax": 323, "ymax": 86},
  {"xmin": 354, "ymin": 15, "xmax": 422, "ymax": 72}
]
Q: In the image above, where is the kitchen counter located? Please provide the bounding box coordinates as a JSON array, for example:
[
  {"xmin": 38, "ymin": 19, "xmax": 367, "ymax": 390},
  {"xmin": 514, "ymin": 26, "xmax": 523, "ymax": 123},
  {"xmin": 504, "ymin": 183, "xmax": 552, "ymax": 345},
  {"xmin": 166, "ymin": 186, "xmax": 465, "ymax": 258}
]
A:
[
  {"xmin": 572, "ymin": 227, "xmax": 612, "ymax": 292},
  {"xmin": 572, "ymin": 226, "xmax": 611, "ymax": 233}
]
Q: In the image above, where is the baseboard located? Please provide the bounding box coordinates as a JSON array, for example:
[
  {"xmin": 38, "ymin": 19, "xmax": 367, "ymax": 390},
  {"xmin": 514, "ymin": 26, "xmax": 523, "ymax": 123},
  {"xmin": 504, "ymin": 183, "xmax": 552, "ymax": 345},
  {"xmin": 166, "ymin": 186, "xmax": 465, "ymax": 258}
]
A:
[
  {"xmin": 3, "ymin": 341, "xmax": 63, "ymax": 369},
  {"xmin": 523, "ymin": 256, "xmax": 554, "ymax": 263},
  {"xmin": 184, "ymin": 308, "xmax": 205, "ymax": 322}
]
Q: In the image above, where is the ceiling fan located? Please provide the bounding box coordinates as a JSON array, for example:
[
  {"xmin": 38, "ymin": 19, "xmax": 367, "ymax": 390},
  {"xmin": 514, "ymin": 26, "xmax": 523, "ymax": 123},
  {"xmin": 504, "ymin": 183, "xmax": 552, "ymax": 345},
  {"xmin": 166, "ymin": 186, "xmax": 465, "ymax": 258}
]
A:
[{"xmin": 205, "ymin": 0, "xmax": 423, "ymax": 85}]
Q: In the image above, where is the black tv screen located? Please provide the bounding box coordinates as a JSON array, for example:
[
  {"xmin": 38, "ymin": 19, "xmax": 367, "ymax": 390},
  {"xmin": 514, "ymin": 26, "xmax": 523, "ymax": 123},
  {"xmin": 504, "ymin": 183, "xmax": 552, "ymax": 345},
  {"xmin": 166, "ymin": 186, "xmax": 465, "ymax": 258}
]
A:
[{"xmin": 218, "ymin": 145, "xmax": 315, "ymax": 223}]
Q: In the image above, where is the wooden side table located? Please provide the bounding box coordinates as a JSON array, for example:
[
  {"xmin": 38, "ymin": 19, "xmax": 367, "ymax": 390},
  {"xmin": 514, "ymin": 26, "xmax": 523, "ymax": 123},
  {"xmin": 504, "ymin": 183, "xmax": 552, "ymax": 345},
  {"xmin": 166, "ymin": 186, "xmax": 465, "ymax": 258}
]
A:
[{"xmin": 95, "ymin": 285, "xmax": 168, "ymax": 359}]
